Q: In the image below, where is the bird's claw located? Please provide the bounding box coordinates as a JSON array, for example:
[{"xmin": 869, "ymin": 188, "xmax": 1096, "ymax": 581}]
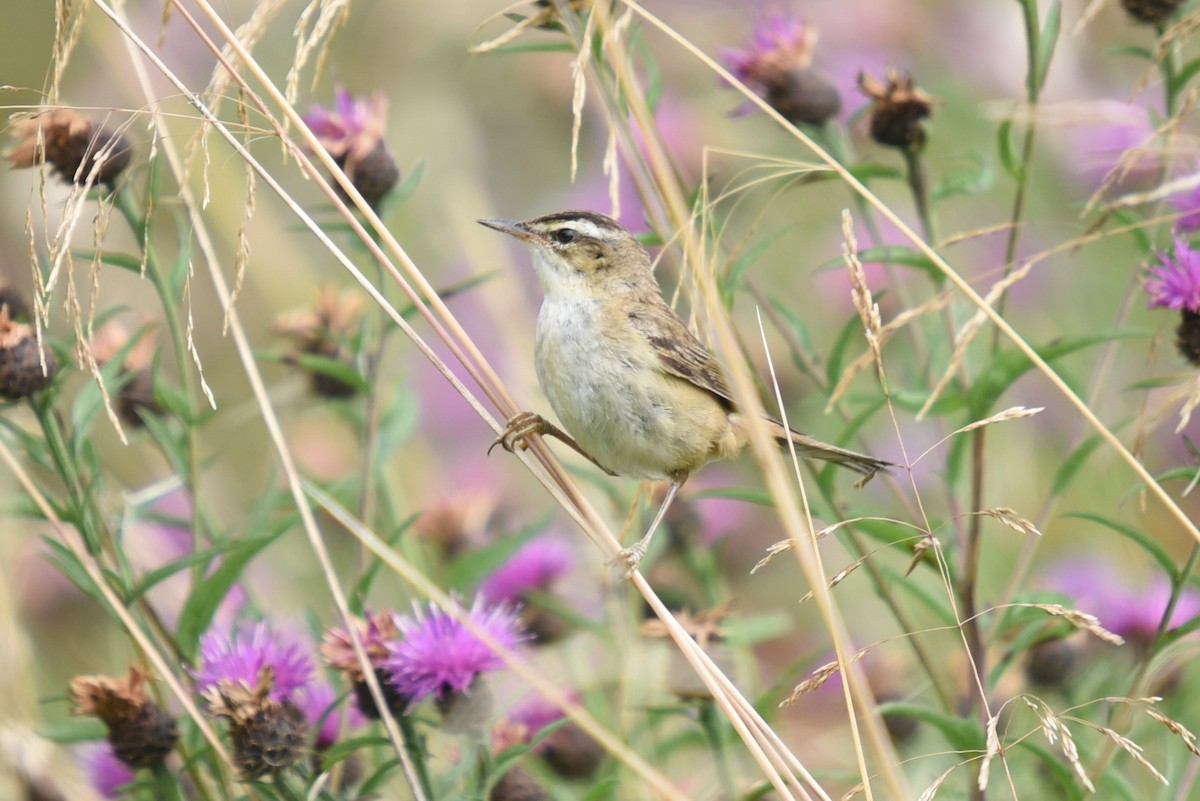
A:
[
  {"xmin": 610, "ymin": 543, "xmax": 647, "ymax": 581},
  {"xmin": 488, "ymin": 411, "xmax": 548, "ymax": 456}
]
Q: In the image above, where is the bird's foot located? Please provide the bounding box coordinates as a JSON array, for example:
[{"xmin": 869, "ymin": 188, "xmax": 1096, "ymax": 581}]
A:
[
  {"xmin": 610, "ymin": 542, "xmax": 647, "ymax": 581},
  {"xmin": 488, "ymin": 411, "xmax": 548, "ymax": 456}
]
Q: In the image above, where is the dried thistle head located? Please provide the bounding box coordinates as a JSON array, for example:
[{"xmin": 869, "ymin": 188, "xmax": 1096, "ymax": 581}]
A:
[
  {"xmin": 6, "ymin": 108, "xmax": 132, "ymax": 187},
  {"xmin": 204, "ymin": 668, "xmax": 308, "ymax": 779},
  {"xmin": 0, "ymin": 307, "xmax": 56, "ymax": 399},
  {"xmin": 859, "ymin": 70, "xmax": 935, "ymax": 150},
  {"xmin": 90, "ymin": 320, "xmax": 161, "ymax": 427},
  {"xmin": 320, "ymin": 610, "xmax": 398, "ymax": 681},
  {"xmin": 68, "ymin": 666, "xmax": 178, "ymax": 769},
  {"xmin": 274, "ymin": 288, "xmax": 365, "ymax": 397}
]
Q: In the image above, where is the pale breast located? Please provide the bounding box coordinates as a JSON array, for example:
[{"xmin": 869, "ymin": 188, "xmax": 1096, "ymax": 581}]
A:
[{"xmin": 534, "ymin": 298, "xmax": 731, "ymax": 479}]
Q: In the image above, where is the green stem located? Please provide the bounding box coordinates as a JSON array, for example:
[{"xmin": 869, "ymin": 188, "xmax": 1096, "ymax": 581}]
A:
[
  {"xmin": 697, "ymin": 699, "xmax": 736, "ymax": 799},
  {"xmin": 270, "ymin": 772, "xmax": 303, "ymax": 801},
  {"xmin": 29, "ymin": 394, "xmax": 109, "ymax": 554},
  {"xmin": 150, "ymin": 762, "xmax": 186, "ymax": 801},
  {"xmin": 902, "ymin": 145, "xmax": 934, "ymax": 244},
  {"xmin": 111, "ymin": 186, "xmax": 205, "ymax": 558},
  {"xmin": 394, "ymin": 714, "xmax": 435, "ymax": 801},
  {"xmin": 1089, "ymin": 543, "xmax": 1200, "ymax": 779}
]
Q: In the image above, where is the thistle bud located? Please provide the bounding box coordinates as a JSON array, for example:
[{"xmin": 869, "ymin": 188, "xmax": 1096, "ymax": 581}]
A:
[{"xmin": 68, "ymin": 666, "xmax": 178, "ymax": 769}]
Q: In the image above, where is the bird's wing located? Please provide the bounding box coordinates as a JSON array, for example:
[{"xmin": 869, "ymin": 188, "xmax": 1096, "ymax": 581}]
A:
[{"xmin": 626, "ymin": 298, "xmax": 736, "ymax": 410}]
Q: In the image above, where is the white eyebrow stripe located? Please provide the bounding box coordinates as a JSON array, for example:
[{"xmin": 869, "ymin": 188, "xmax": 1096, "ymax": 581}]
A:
[{"xmin": 565, "ymin": 220, "xmax": 609, "ymax": 239}]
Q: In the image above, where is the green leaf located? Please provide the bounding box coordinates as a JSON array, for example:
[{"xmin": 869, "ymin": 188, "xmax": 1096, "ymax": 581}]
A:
[
  {"xmin": 169, "ymin": 209, "xmax": 194, "ymax": 297},
  {"xmin": 874, "ymin": 702, "xmax": 984, "ymax": 752},
  {"xmin": 826, "ymin": 314, "xmax": 864, "ymax": 391},
  {"xmin": 1176, "ymin": 57, "xmax": 1200, "ymax": 95},
  {"xmin": 966, "ymin": 328, "xmax": 1151, "ymax": 416},
  {"xmin": 490, "ymin": 40, "xmax": 576, "ymax": 54},
  {"xmin": 41, "ymin": 537, "xmax": 106, "ymax": 604},
  {"xmin": 721, "ymin": 225, "xmax": 791, "ymax": 300},
  {"xmin": 931, "ymin": 152, "xmax": 996, "ymax": 204},
  {"xmin": 69, "ymin": 250, "xmax": 143, "ymax": 273},
  {"xmin": 139, "ymin": 413, "xmax": 189, "ymax": 478},
  {"xmin": 1014, "ymin": 741, "xmax": 1086, "ymax": 801},
  {"xmin": 388, "ymin": 158, "xmax": 425, "ymax": 209},
  {"xmin": 1106, "ymin": 45, "xmax": 1154, "ymax": 62},
  {"xmin": 176, "ymin": 534, "xmax": 283, "ymax": 659},
  {"xmin": 357, "ymin": 757, "xmax": 402, "ymax": 797},
  {"xmin": 879, "ymin": 564, "xmax": 957, "ymax": 625},
  {"xmin": 36, "ymin": 720, "xmax": 107, "ymax": 743},
  {"xmin": 814, "ymin": 246, "xmax": 939, "ymax": 278},
  {"xmin": 320, "ymin": 735, "xmax": 392, "ymax": 771},
  {"xmin": 997, "ymin": 119, "xmax": 1023, "ymax": 181},
  {"xmin": 1165, "ymin": 610, "xmax": 1200, "ymax": 642},
  {"xmin": 846, "ymin": 162, "xmax": 904, "ymax": 183},
  {"xmin": 1051, "ymin": 434, "xmax": 1103, "ymax": 495},
  {"xmin": 350, "ymin": 513, "xmax": 418, "ymax": 603},
  {"xmin": 690, "ymin": 486, "xmax": 774, "ymax": 507},
  {"xmin": 126, "ymin": 540, "xmax": 253, "ymax": 602},
  {"xmin": 1032, "ymin": 1, "xmax": 1062, "ymax": 93},
  {"xmin": 1063, "ymin": 511, "xmax": 1176, "ymax": 579},
  {"xmin": 70, "ymin": 323, "xmax": 154, "ymax": 445},
  {"xmin": 443, "ymin": 517, "xmax": 548, "ymax": 593},
  {"xmin": 719, "ymin": 611, "xmax": 792, "ymax": 647}
]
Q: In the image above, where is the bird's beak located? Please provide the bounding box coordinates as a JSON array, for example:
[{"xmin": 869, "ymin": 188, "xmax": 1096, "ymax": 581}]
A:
[{"xmin": 478, "ymin": 217, "xmax": 539, "ymax": 243}]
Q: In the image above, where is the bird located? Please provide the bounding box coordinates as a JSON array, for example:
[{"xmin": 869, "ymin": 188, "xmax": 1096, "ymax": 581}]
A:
[{"xmin": 479, "ymin": 210, "xmax": 894, "ymax": 575}]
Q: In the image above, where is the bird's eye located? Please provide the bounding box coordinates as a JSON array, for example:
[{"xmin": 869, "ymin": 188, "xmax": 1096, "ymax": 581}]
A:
[{"xmin": 552, "ymin": 228, "xmax": 577, "ymax": 245}]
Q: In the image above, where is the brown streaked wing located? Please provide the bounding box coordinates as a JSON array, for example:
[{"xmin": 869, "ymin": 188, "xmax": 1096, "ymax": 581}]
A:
[{"xmin": 627, "ymin": 297, "xmax": 736, "ymax": 410}]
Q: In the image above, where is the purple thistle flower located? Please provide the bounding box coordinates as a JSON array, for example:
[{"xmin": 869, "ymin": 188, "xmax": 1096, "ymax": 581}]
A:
[
  {"xmin": 302, "ymin": 86, "xmax": 398, "ymax": 208},
  {"xmin": 480, "ymin": 535, "xmax": 574, "ymax": 604},
  {"xmin": 722, "ymin": 12, "xmax": 812, "ymax": 84},
  {"xmin": 302, "ymin": 86, "xmax": 386, "ymax": 150},
  {"xmin": 1145, "ymin": 233, "xmax": 1200, "ymax": 312},
  {"xmin": 384, "ymin": 597, "xmax": 526, "ymax": 705},
  {"xmin": 721, "ymin": 13, "xmax": 840, "ymax": 126},
  {"xmin": 193, "ymin": 622, "xmax": 313, "ymax": 702},
  {"xmin": 294, "ymin": 680, "xmax": 366, "ymax": 750},
  {"xmin": 1171, "ymin": 179, "xmax": 1200, "ymax": 233},
  {"xmin": 76, "ymin": 742, "xmax": 136, "ymax": 799},
  {"xmin": 1044, "ymin": 557, "xmax": 1200, "ymax": 644}
]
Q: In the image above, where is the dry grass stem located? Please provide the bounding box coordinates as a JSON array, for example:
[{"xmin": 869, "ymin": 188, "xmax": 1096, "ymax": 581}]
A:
[
  {"xmin": 1145, "ymin": 708, "xmax": 1200, "ymax": 757},
  {"xmin": 1008, "ymin": 602, "xmax": 1125, "ymax": 645},
  {"xmin": 1022, "ymin": 697, "xmax": 1095, "ymax": 793},
  {"xmin": 913, "ymin": 406, "xmax": 1043, "ymax": 463},
  {"xmin": 978, "ymin": 713, "xmax": 1000, "ymax": 791},
  {"xmin": 827, "ymin": 290, "xmax": 954, "ymax": 410},
  {"xmin": 976, "ymin": 507, "xmax": 1042, "ymax": 538},
  {"xmin": 918, "ymin": 260, "xmax": 1034, "ymax": 420},
  {"xmin": 797, "ymin": 555, "xmax": 869, "ymax": 604},
  {"xmin": 842, "ymin": 210, "xmax": 883, "ymax": 362},
  {"xmin": 782, "ymin": 645, "xmax": 875, "ymax": 706},
  {"xmin": 916, "ymin": 765, "xmax": 958, "ymax": 801},
  {"xmin": 1093, "ymin": 725, "xmax": 1167, "ymax": 785}
]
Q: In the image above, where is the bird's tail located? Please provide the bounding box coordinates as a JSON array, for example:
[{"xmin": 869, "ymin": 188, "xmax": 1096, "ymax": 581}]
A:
[{"xmin": 766, "ymin": 420, "xmax": 896, "ymax": 481}]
